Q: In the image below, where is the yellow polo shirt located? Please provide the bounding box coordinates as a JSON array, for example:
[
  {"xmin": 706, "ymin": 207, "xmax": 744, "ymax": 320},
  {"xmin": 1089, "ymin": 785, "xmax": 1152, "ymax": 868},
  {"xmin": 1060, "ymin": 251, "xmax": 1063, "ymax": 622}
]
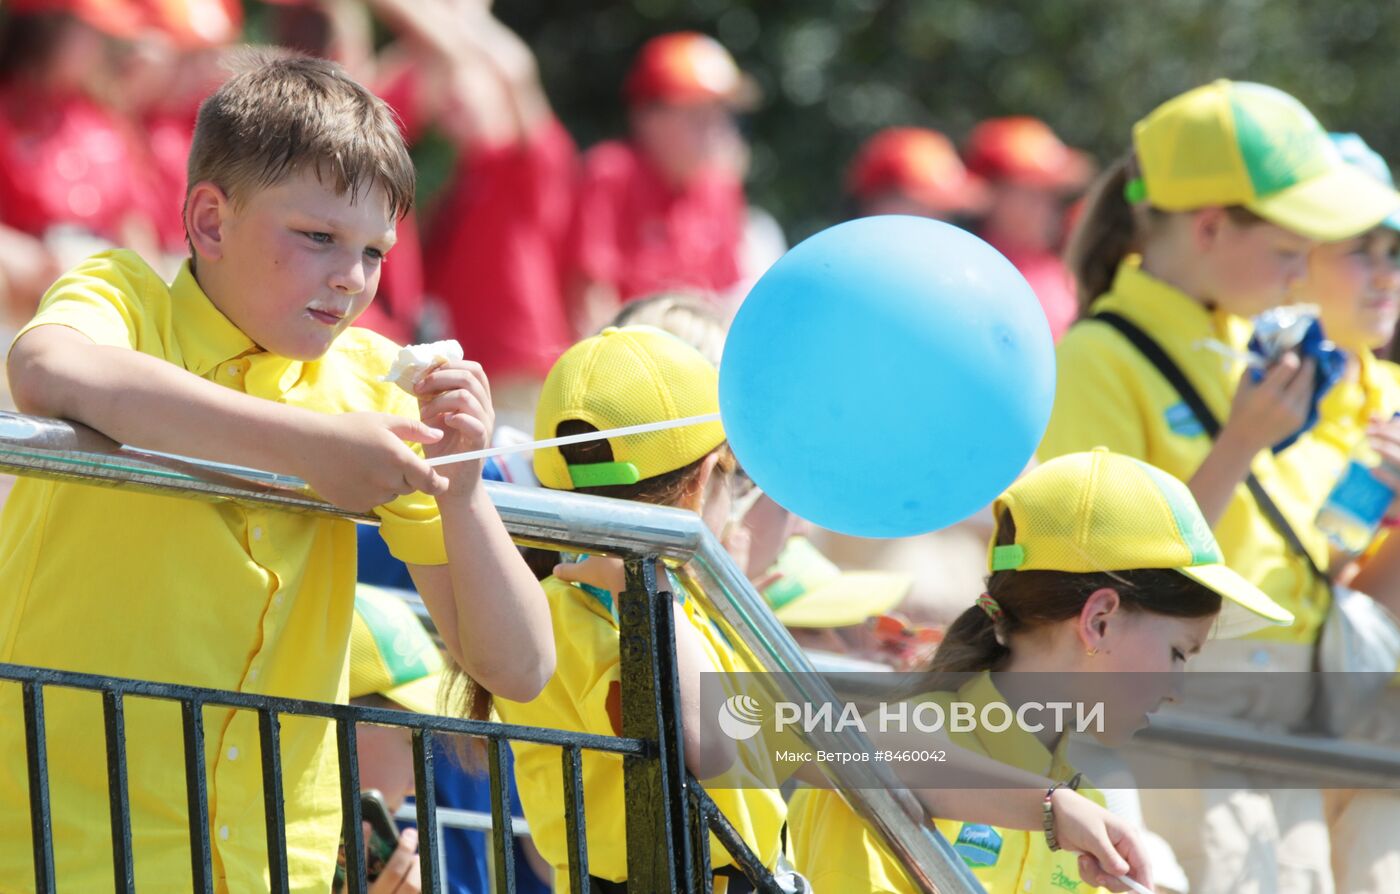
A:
[
  {"xmin": 1039, "ymin": 257, "xmax": 1332, "ymax": 643},
  {"xmin": 496, "ymin": 573, "xmax": 786, "ymax": 890},
  {"xmin": 0, "ymin": 250, "xmax": 446, "ymax": 893},
  {"xmin": 788, "ymin": 672, "xmax": 1107, "ymax": 894}
]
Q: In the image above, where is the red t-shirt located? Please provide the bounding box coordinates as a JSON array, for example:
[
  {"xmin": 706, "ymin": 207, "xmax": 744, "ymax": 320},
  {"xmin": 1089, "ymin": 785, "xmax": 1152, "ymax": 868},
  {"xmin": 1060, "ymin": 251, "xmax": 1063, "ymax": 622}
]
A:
[
  {"xmin": 564, "ymin": 139, "xmax": 745, "ymax": 304},
  {"xmin": 0, "ymin": 86, "xmax": 144, "ymax": 241},
  {"xmin": 425, "ymin": 117, "xmax": 578, "ymax": 379},
  {"xmin": 983, "ymin": 235, "xmax": 1079, "ymax": 342}
]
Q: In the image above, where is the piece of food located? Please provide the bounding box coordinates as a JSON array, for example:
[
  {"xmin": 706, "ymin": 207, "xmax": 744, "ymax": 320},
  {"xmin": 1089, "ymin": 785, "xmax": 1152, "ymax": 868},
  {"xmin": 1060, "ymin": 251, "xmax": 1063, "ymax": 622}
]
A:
[{"xmin": 382, "ymin": 340, "xmax": 464, "ymax": 392}]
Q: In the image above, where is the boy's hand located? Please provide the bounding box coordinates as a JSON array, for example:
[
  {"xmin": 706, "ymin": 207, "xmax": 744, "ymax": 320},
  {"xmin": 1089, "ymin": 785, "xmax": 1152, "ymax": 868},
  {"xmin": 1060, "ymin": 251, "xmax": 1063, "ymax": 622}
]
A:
[
  {"xmin": 303, "ymin": 413, "xmax": 449, "ymax": 513},
  {"xmin": 413, "ymin": 360, "xmax": 494, "ymax": 495},
  {"xmin": 554, "ymin": 555, "xmax": 627, "ymax": 594}
]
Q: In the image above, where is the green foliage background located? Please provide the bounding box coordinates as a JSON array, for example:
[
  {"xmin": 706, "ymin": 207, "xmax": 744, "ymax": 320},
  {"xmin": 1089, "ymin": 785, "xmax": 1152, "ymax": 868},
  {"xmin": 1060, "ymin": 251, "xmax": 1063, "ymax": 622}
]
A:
[{"xmin": 495, "ymin": 0, "xmax": 1400, "ymax": 241}]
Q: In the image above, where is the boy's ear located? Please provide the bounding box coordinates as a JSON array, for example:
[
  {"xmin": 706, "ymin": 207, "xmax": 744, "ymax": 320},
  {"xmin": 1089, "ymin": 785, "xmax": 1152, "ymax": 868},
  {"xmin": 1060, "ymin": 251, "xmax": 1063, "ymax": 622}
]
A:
[
  {"xmin": 185, "ymin": 181, "xmax": 230, "ymax": 261},
  {"xmin": 1078, "ymin": 586, "xmax": 1121, "ymax": 653}
]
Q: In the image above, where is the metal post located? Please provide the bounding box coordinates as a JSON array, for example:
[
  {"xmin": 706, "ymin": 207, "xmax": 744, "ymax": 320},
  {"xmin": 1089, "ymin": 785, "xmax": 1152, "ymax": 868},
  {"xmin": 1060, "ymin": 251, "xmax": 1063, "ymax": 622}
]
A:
[
  {"xmin": 561, "ymin": 745, "xmax": 590, "ymax": 893},
  {"xmin": 414, "ymin": 729, "xmax": 443, "ymax": 894},
  {"xmin": 619, "ymin": 557, "xmax": 694, "ymax": 892},
  {"xmin": 337, "ymin": 718, "xmax": 368, "ymax": 894},
  {"xmin": 181, "ymin": 700, "xmax": 214, "ymax": 894},
  {"xmin": 102, "ymin": 691, "xmax": 134, "ymax": 893}
]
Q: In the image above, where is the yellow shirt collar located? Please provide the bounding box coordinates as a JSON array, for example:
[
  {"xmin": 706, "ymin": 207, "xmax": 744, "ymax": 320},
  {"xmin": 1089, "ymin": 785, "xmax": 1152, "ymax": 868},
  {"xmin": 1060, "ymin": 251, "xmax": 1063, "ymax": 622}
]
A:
[
  {"xmin": 1092, "ymin": 255, "xmax": 1252, "ymax": 355},
  {"xmin": 960, "ymin": 671, "xmax": 1076, "ymax": 781},
  {"xmin": 171, "ymin": 261, "xmax": 303, "ymax": 394}
]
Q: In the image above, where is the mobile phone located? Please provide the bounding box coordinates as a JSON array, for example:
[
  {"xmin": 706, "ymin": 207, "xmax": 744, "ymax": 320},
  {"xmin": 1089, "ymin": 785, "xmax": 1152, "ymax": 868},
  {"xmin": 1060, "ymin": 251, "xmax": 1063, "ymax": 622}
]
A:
[{"xmin": 360, "ymin": 790, "xmax": 400, "ymax": 881}]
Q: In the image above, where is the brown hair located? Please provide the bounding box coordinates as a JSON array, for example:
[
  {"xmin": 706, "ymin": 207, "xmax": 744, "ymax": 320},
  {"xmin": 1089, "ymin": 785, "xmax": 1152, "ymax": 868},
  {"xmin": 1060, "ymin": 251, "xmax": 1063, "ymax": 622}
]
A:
[
  {"xmin": 185, "ymin": 48, "xmax": 414, "ymax": 226},
  {"xmin": 1065, "ymin": 155, "xmax": 1141, "ymax": 314},
  {"xmin": 924, "ymin": 513, "xmax": 1221, "ymax": 676},
  {"xmin": 1065, "ymin": 154, "xmax": 1268, "ymax": 316},
  {"xmin": 448, "ymin": 421, "xmax": 735, "ymax": 771}
]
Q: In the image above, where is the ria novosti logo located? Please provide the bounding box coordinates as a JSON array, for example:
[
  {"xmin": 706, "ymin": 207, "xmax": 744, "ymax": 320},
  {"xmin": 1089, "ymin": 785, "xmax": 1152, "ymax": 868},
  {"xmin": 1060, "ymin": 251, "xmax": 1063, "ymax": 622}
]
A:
[{"xmin": 717, "ymin": 694, "xmax": 765, "ymax": 740}]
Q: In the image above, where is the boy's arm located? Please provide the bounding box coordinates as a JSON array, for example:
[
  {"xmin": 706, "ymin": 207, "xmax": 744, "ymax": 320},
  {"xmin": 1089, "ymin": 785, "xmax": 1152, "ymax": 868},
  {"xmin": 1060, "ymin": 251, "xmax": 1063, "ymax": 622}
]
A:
[
  {"xmin": 9, "ymin": 325, "xmax": 449, "ymax": 511},
  {"xmin": 405, "ymin": 361, "xmax": 556, "ymax": 704}
]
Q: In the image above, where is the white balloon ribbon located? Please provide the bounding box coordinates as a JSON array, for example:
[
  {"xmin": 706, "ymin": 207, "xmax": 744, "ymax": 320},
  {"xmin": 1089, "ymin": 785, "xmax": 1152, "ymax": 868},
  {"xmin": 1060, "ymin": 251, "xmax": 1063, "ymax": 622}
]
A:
[{"xmin": 425, "ymin": 413, "xmax": 722, "ymax": 468}]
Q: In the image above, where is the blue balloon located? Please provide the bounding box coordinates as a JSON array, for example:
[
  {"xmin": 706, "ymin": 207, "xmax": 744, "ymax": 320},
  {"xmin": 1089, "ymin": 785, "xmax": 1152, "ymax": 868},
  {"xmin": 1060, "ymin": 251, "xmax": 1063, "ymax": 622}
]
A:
[{"xmin": 719, "ymin": 216, "xmax": 1056, "ymax": 538}]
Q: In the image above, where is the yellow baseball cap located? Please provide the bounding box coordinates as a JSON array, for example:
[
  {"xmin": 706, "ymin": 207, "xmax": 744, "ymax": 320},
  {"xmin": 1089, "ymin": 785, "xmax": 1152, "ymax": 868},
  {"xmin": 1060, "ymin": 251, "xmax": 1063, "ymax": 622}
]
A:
[
  {"xmin": 349, "ymin": 585, "xmax": 444, "ymax": 714},
  {"xmin": 1130, "ymin": 80, "xmax": 1400, "ymax": 241},
  {"xmin": 761, "ymin": 536, "xmax": 913, "ymax": 629},
  {"xmin": 989, "ymin": 449, "xmax": 1294, "ymax": 637},
  {"xmin": 534, "ymin": 326, "xmax": 726, "ymax": 490}
]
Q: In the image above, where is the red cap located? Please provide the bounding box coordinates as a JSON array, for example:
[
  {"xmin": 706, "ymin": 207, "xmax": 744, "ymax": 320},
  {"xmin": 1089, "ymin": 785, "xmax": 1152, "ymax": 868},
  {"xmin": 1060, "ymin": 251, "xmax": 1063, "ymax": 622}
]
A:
[
  {"xmin": 847, "ymin": 127, "xmax": 989, "ymax": 214},
  {"xmin": 624, "ymin": 32, "xmax": 756, "ymax": 108},
  {"xmin": 8, "ymin": 0, "xmax": 145, "ymax": 38},
  {"xmin": 964, "ymin": 116, "xmax": 1094, "ymax": 191}
]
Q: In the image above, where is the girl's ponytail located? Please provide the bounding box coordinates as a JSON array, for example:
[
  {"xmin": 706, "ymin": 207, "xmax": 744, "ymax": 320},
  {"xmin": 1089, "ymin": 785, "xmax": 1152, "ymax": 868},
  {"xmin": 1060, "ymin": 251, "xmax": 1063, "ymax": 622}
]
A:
[
  {"xmin": 1065, "ymin": 154, "xmax": 1140, "ymax": 315},
  {"xmin": 924, "ymin": 601, "xmax": 1011, "ymax": 674}
]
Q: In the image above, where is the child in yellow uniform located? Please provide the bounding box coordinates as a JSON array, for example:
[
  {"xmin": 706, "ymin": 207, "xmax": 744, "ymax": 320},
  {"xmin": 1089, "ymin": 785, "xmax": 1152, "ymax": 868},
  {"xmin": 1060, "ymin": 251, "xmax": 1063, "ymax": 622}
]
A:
[
  {"xmin": 789, "ymin": 449, "xmax": 1294, "ymax": 894},
  {"xmin": 0, "ymin": 52, "xmax": 554, "ymax": 894},
  {"xmin": 492, "ymin": 326, "xmax": 788, "ymax": 892},
  {"xmin": 1292, "ymin": 133, "xmax": 1400, "ymax": 894},
  {"xmin": 1043, "ymin": 80, "xmax": 1400, "ymax": 894}
]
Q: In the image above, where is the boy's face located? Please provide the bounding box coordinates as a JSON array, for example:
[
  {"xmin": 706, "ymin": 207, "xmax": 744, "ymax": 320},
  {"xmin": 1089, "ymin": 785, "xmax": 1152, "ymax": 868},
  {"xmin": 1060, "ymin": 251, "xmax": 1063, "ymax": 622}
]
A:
[
  {"xmin": 631, "ymin": 101, "xmax": 745, "ymax": 186},
  {"xmin": 200, "ymin": 168, "xmax": 397, "ymax": 360}
]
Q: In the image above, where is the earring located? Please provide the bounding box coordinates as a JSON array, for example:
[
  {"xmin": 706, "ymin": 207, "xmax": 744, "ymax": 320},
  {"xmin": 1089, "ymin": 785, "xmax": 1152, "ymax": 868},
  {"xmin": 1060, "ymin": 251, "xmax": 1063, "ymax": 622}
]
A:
[{"xmin": 1085, "ymin": 647, "xmax": 1100, "ymax": 657}]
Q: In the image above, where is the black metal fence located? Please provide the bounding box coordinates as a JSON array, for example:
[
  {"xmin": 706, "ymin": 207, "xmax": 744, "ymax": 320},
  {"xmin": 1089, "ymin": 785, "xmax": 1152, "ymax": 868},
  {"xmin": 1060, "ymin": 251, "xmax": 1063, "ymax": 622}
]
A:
[{"xmin": 1, "ymin": 556, "xmax": 781, "ymax": 894}]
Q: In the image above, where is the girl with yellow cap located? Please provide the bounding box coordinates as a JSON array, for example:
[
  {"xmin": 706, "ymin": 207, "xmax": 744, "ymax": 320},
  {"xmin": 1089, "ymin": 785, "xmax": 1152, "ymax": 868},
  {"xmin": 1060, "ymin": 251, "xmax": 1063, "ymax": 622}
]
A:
[
  {"xmin": 1043, "ymin": 82, "xmax": 1400, "ymax": 894},
  {"xmin": 789, "ymin": 449, "xmax": 1294, "ymax": 894}
]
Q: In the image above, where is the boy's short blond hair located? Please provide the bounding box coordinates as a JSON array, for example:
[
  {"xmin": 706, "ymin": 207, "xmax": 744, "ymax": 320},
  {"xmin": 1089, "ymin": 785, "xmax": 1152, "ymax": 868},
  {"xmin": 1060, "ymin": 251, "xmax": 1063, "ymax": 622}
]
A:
[{"xmin": 186, "ymin": 48, "xmax": 415, "ymax": 223}]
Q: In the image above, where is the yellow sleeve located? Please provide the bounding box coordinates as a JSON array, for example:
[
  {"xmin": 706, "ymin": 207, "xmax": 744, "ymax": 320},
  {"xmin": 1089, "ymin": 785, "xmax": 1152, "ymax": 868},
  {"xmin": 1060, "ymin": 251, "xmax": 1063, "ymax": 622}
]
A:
[
  {"xmin": 500, "ymin": 581, "xmax": 621, "ymax": 736},
  {"xmin": 13, "ymin": 250, "xmax": 164, "ymax": 353},
  {"xmin": 349, "ymin": 330, "xmax": 449, "ymax": 566},
  {"xmin": 1038, "ymin": 321, "xmax": 1150, "ymax": 462}
]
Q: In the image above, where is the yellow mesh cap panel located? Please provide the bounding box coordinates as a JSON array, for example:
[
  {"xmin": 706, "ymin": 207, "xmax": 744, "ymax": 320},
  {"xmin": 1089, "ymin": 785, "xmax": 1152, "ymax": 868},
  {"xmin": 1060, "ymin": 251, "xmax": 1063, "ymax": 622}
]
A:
[
  {"xmin": 534, "ymin": 326, "xmax": 725, "ymax": 489},
  {"xmin": 992, "ymin": 450, "xmax": 1196, "ymax": 574},
  {"xmin": 1133, "ymin": 80, "xmax": 1255, "ymax": 211}
]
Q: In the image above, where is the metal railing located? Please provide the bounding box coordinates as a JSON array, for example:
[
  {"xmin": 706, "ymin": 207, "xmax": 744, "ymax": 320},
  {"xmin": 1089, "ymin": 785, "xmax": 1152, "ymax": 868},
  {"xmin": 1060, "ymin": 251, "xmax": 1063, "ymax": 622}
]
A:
[{"xmin": 0, "ymin": 411, "xmax": 983, "ymax": 894}]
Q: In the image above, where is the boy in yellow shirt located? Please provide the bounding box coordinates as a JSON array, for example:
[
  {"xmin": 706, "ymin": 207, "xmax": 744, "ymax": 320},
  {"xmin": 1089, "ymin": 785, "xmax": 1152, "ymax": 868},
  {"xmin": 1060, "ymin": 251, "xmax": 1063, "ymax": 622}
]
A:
[
  {"xmin": 790, "ymin": 449, "xmax": 1294, "ymax": 894},
  {"xmin": 0, "ymin": 51, "xmax": 554, "ymax": 893}
]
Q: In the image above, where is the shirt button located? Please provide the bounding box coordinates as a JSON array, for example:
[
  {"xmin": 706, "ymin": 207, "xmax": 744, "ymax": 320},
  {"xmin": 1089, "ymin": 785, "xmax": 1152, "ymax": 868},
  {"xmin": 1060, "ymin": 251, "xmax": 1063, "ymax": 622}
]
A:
[
  {"xmin": 252, "ymin": 527, "xmax": 263, "ymax": 542},
  {"xmin": 227, "ymin": 746, "xmax": 239, "ymax": 761},
  {"xmin": 226, "ymin": 365, "xmax": 238, "ymax": 377},
  {"xmin": 219, "ymin": 825, "xmax": 230, "ymax": 841},
  {"xmin": 247, "ymin": 668, "xmax": 259, "ymax": 682},
  {"xmin": 273, "ymin": 594, "xmax": 284, "ymax": 607}
]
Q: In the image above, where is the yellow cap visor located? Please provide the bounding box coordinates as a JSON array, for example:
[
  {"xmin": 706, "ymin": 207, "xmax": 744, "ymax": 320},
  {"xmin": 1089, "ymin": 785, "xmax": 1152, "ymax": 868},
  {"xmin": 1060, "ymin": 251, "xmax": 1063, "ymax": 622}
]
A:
[
  {"xmin": 773, "ymin": 571, "xmax": 912, "ymax": 629},
  {"xmin": 381, "ymin": 670, "xmax": 443, "ymax": 715},
  {"xmin": 1249, "ymin": 163, "xmax": 1400, "ymax": 242},
  {"xmin": 1177, "ymin": 563, "xmax": 1295, "ymax": 639}
]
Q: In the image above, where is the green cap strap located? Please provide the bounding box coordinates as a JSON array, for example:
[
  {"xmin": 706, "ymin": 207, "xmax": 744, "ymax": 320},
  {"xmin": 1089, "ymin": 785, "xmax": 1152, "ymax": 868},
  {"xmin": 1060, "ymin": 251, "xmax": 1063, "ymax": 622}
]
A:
[
  {"xmin": 568, "ymin": 461, "xmax": 642, "ymax": 488},
  {"xmin": 1123, "ymin": 177, "xmax": 1148, "ymax": 204},
  {"xmin": 991, "ymin": 544, "xmax": 1027, "ymax": 572}
]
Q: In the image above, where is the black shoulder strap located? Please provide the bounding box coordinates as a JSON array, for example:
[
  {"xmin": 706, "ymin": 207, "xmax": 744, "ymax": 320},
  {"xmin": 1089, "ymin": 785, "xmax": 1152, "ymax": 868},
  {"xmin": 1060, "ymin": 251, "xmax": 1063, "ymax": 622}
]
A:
[{"xmin": 1091, "ymin": 312, "xmax": 1326, "ymax": 583}]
